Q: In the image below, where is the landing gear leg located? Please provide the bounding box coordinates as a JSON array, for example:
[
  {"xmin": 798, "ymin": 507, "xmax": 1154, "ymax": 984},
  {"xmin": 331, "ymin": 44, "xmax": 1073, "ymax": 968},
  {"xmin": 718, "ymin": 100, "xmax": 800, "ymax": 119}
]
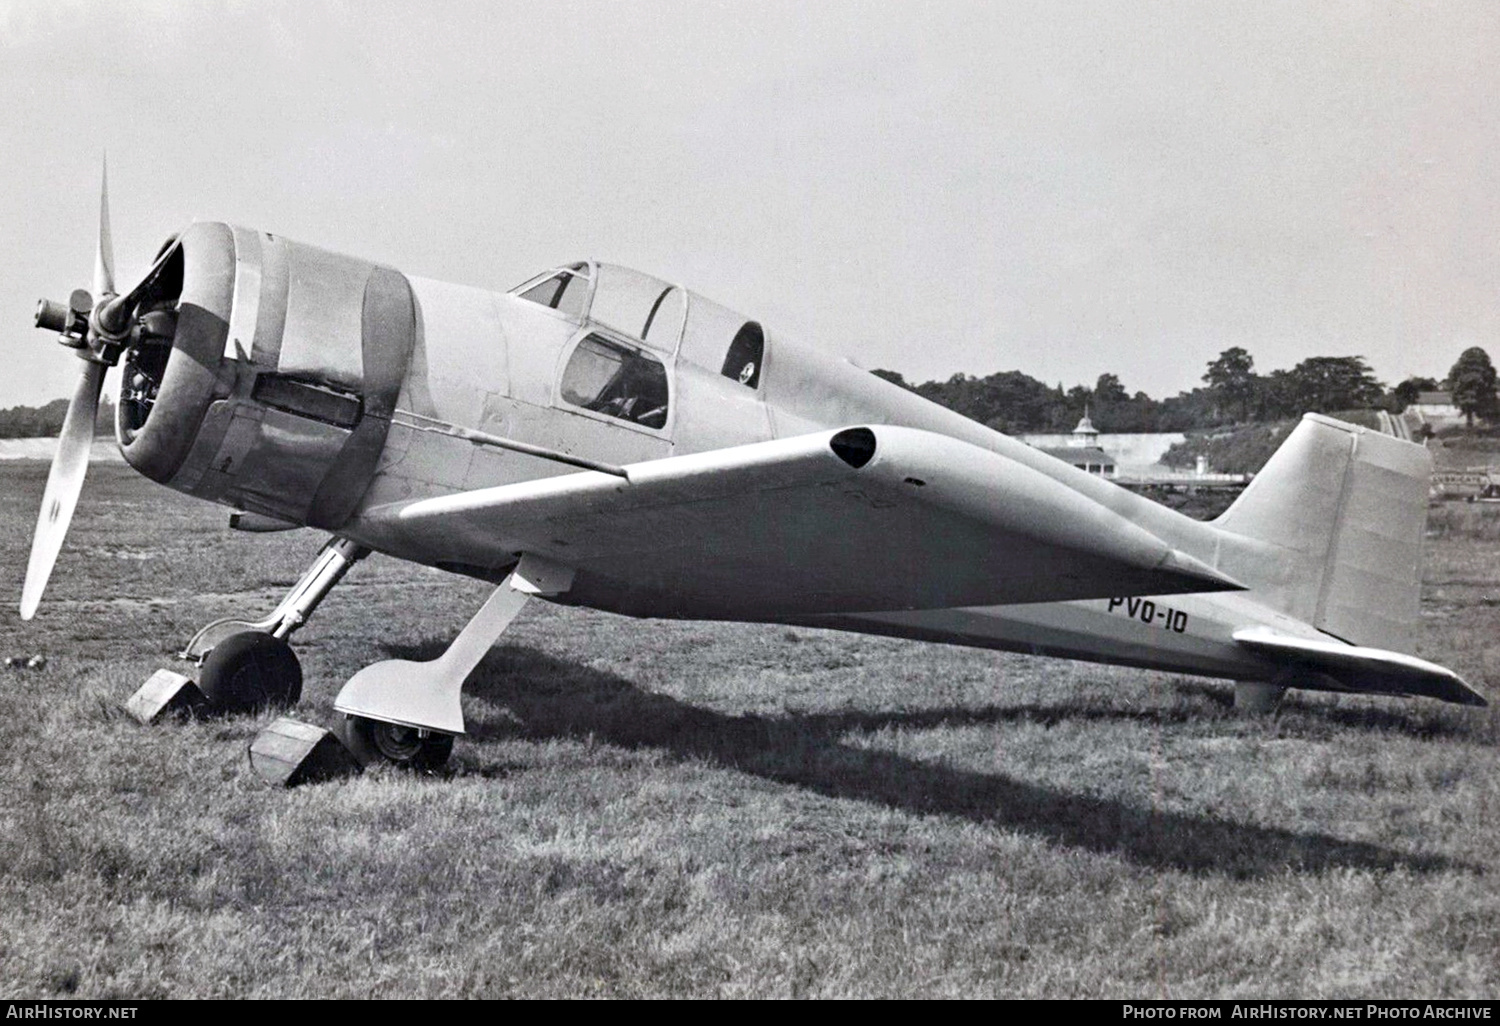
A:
[
  {"xmin": 333, "ymin": 553, "xmax": 574, "ymax": 769},
  {"xmin": 1234, "ymin": 681, "xmax": 1285, "ymax": 714},
  {"xmin": 182, "ymin": 536, "xmax": 369, "ymax": 659},
  {"xmin": 164, "ymin": 537, "xmax": 367, "ymax": 716}
]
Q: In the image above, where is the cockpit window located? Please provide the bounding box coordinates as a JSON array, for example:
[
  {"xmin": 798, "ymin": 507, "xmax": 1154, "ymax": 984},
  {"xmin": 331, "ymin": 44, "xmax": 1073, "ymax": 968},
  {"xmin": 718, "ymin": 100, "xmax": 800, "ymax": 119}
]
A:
[
  {"xmin": 721, "ymin": 322, "xmax": 764, "ymax": 388},
  {"xmin": 515, "ymin": 263, "xmax": 589, "ymax": 320},
  {"xmin": 514, "ymin": 262, "xmax": 687, "ymax": 350},
  {"xmin": 560, "ymin": 333, "xmax": 669, "ymax": 429},
  {"xmin": 640, "ymin": 284, "xmax": 686, "ymax": 350},
  {"xmin": 590, "ymin": 264, "xmax": 684, "ymax": 350},
  {"xmin": 679, "ymin": 294, "xmax": 765, "ymax": 391}
]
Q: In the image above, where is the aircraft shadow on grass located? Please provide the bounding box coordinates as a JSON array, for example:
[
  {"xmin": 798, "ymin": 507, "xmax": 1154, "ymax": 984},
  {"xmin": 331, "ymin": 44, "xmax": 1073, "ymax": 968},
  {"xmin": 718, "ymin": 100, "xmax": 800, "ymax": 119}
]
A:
[{"xmin": 384, "ymin": 640, "xmax": 1468, "ymax": 879}]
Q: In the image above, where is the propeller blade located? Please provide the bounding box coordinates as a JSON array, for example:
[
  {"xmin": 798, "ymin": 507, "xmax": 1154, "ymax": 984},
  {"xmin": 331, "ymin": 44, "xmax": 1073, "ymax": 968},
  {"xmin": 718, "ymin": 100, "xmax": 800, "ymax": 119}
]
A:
[
  {"xmin": 20, "ymin": 360, "xmax": 106, "ymax": 620},
  {"xmin": 94, "ymin": 154, "xmax": 115, "ymax": 299}
]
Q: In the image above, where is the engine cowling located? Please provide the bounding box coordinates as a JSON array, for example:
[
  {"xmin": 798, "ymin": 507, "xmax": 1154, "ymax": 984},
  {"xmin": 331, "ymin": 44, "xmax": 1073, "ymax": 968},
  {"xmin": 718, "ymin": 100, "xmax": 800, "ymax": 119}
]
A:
[{"xmin": 117, "ymin": 222, "xmax": 416, "ymax": 529}]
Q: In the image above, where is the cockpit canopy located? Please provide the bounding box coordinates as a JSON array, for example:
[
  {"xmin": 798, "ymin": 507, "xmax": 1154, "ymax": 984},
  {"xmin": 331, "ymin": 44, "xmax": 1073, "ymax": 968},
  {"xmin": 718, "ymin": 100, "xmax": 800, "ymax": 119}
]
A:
[{"xmin": 512, "ymin": 262, "xmax": 764, "ymax": 390}]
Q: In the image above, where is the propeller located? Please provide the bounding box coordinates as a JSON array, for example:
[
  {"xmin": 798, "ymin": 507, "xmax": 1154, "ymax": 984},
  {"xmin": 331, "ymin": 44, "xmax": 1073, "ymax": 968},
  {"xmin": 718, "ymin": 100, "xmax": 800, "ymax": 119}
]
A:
[
  {"xmin": 19, "ymin": 361, "xmax": 105, "ymax": 619},
  {"xmin": 94, "ymin": 155, "xmax": 116, "ymax": 299},
  {"xmin": 20, "ymin": 158, "xmax": 129, "ymax": 620}
]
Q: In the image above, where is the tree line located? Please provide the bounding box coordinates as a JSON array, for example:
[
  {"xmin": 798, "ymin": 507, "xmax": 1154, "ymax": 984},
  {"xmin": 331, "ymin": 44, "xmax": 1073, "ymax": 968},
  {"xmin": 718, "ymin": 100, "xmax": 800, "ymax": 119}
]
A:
[
  {"xmin": 0, "ymin": 395, "xmax": 115, "ymax": 439},
  {"xmin": 874, "ymin": 346, "xmax": 1498, "ymax": 434}
]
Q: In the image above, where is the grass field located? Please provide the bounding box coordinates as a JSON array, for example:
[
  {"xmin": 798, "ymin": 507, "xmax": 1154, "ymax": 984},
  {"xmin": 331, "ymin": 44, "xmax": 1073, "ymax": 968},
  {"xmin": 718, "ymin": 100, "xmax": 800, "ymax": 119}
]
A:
[{"xmin": 0, "ymin": 462, "xmax": 1496, "ymax": 999}]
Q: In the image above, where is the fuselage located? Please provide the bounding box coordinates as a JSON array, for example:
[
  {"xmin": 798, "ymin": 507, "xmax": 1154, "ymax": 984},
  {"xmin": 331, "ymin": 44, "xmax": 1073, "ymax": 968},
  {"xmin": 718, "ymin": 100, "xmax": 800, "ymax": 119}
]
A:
[
  {"xmin": 106, "ymin": 227, "xmax": 1385, "ymax": 691},
  {"xmin": 80, "ymin": 222, "xmax": 1465, "ymax": 704},
  {"xmin": 16, "ymin": 212, "xmax": 1459, "ymax": 709},
  {"xmin": 317, "ymin": 259, "xmax": 1311, "ymax": 687}
]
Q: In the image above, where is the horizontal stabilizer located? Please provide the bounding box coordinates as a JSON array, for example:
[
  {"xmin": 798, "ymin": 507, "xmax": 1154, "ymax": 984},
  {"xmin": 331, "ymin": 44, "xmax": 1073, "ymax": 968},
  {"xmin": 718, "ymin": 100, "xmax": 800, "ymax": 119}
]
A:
[{"xmin": 1232, "ymin": 626, "xmax": 1487, "ymax": 707}]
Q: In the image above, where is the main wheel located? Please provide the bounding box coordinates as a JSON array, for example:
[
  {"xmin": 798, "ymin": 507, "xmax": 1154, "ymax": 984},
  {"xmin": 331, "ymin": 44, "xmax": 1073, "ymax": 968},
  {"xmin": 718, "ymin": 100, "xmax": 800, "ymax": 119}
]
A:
[
  {"xmin": 336, "ymin": 715, "xmax": 454, "ymax": 771},
  {"xmin": 198, "ymin": 630, "xmax": 302, "ymax": 713}
]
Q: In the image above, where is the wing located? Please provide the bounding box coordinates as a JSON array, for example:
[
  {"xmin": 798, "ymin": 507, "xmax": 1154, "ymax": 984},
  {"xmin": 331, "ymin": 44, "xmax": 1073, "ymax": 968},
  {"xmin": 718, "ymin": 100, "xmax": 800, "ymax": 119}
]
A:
[
  {"xmin": 361, "ymin": 425, "xmax": 1242, "ymax": 620},
  {"xmin": 1233, "ymin": 626, "xmax": 1487, "ymax": 706}
]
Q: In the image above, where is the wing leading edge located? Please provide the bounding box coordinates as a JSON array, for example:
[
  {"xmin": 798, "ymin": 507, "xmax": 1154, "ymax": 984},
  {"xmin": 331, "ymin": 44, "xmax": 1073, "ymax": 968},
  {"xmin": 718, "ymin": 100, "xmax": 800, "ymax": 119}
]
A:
[{"xmin": 362, "ymin": 426, "xmax": 1241, "ymax": 620}]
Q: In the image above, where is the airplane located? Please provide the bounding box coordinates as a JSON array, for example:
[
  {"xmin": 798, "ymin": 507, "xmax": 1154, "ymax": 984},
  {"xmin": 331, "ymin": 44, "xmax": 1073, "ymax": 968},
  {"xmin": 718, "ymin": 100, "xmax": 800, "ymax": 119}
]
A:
[{"xmin": 20, "ymin": 170, "xmax": 1487, "ymax": 773}]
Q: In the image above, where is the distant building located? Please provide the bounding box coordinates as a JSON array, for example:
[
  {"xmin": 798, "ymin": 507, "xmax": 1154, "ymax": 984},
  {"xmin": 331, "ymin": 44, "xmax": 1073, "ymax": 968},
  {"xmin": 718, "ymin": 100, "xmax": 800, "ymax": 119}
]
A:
[
  {"xmin": 1068, "ymin": 410, "xmax": 1099, "ymax": 447},
  {"xmin": 1415, "ymin": 391, "xmax": 1460, "ymax": 418},
  {"xmin": 1037, "ymin": 444, "xmax": 1116, "ymax": 476},
  {"xmin": 1035, "ymin": 411, "xmax": 1116, "ymax": 475}
]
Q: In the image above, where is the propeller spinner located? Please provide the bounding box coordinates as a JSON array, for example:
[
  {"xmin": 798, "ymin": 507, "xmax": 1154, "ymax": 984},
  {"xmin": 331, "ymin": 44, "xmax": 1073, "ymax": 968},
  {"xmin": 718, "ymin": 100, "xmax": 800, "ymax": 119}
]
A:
[{"xmin": 21, "ymin": 158, "xmax": 133, "ymax": 619}]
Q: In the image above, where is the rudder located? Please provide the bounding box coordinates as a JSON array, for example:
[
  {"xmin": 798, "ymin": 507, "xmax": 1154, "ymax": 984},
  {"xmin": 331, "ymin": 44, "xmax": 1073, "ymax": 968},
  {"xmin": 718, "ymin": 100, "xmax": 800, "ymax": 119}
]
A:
[{"xmin": 1213, "ymin": 414, "xmax": 1432, "ymax": 652}]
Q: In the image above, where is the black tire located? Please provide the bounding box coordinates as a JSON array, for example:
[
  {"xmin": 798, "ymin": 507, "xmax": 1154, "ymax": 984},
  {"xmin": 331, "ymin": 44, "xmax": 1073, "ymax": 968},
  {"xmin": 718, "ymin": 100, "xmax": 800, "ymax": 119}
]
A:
[
  {"xmin": 336, "ymin": 715, "xmax": 454, "ymax": 771},
  {"xmin": 198, "ymin": 631, "xmax": 302, "ymax": 713}
]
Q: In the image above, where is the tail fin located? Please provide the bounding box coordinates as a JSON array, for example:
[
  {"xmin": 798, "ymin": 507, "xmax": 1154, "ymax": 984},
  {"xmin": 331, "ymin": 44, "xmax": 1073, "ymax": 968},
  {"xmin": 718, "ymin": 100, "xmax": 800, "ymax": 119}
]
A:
[{"xmin": 1213, "ymin": 414, "xmax": 1432, "ymax": 652}]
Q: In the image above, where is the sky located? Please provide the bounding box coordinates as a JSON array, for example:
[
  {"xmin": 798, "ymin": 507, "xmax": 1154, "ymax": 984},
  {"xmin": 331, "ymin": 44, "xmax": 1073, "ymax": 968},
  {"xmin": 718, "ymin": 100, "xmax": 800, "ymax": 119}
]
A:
[{"xmin": 1, "ymin": 0, "xmax": 1496, "ymax": 408}]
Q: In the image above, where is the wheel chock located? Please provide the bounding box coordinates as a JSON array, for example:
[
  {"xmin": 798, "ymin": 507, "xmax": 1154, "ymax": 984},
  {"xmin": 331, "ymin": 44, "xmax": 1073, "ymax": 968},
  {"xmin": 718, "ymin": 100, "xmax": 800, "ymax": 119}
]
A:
[
  {"xmin": 126, "ymin": 669, "xmax": 209, "ymax": 725},
  {"xmin": 248, "ymin": 717, "xmax": 362, "ymax": 787}
]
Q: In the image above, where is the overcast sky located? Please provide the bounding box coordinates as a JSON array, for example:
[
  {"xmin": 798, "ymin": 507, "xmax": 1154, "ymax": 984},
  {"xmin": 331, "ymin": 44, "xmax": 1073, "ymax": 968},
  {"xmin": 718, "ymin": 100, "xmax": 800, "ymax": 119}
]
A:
[{"xmin": 2, "ymin": 0, "xmax": 1496, "ymax": 409}]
